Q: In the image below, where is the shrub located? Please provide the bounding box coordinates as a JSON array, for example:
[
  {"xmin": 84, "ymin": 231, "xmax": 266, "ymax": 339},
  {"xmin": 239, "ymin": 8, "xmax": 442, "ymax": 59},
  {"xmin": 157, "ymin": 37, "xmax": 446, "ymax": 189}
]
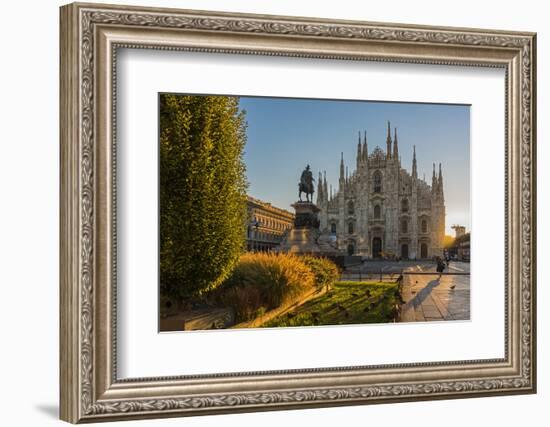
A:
[
  {"xmin": 301, "ymin": 256, "xmax": 340, "ymax": 291},
  {"xmin": 216, "ymin": 252, "xmax": 315, "ymax": 322}
]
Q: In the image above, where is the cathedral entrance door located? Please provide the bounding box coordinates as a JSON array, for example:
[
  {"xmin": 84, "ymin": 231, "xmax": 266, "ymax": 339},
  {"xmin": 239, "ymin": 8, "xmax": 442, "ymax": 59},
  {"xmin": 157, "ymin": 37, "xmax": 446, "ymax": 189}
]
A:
[
  {"xmin": 347, "ymin": 243, "xmax": 355, "ymax": 256},
  {"xmin": 372, "ymin": 237, "xmax": 382, "ymax": 258},
  {"xmin": 401, "ymin": 244, "xmax": 409, "ymax": 259},
  {"xmin": 420, "ymin": 243, "xmax": 428, "ymax": 259}
]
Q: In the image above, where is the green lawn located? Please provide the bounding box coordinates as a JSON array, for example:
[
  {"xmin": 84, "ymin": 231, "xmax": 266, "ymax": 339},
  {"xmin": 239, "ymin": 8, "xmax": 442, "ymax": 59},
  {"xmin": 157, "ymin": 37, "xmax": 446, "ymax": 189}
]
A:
[{"xmin": 262, "ymin": 281, "xmax": 400, "ymax": 328}]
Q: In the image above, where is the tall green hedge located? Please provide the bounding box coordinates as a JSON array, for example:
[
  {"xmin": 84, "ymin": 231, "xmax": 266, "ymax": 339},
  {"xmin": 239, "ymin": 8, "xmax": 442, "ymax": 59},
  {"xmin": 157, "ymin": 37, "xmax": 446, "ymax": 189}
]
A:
[{"xmin": 159, "ymin": 94, "xmax": 248, "ymax": 301}]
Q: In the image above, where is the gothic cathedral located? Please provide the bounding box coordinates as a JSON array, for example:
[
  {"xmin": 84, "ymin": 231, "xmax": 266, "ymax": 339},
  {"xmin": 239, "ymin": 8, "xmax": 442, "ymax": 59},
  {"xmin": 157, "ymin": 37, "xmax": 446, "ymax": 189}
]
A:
[{"xmin": 317, "ymin": 122, "xmax": 445, "ymax": 259}]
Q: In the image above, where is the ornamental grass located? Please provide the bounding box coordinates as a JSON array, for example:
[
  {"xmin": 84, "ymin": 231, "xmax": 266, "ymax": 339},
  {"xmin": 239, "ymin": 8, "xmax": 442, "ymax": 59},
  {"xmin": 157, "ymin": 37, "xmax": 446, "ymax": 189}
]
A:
[{"xmin": 216, "ymin": 252, "xmax": 317, "ymax": 322}]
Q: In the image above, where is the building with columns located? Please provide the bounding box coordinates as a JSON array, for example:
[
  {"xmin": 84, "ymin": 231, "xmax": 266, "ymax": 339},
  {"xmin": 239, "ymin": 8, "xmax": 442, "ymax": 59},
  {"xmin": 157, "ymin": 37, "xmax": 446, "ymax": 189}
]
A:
[
  {"xmin": 246, "ymin": 196, "xmax": 295, "ymax": 252},
  {"xmin": 317, "ymin": 122, "xmax": 446, "ymax": 259}
]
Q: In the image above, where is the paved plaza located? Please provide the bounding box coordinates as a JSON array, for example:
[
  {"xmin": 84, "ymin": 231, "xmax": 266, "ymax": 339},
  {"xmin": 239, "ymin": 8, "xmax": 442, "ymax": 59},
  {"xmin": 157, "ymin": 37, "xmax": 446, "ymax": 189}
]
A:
[{"xmin": 400, "ymin": 262, "xmax": 470, "ymax": 322}]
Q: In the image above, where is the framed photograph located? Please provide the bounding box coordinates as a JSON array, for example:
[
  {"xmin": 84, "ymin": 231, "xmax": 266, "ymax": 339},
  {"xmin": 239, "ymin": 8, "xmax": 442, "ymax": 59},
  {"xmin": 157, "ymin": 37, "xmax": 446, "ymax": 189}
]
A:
[{"xmin": 60, "ymin": 2, "xmax": 537, "ymax": 423}]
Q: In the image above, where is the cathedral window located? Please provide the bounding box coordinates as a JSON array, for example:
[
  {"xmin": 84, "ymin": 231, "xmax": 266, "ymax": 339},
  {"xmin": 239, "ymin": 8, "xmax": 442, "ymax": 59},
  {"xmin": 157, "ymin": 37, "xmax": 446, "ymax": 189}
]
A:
[
  {"xmin": 373, "ymin": 170, "xmax": 382, "ymax": 193},
  {"xmin": 421, "ymin": 219, "xmax": 428, "ymax": 233},
  {"xmin": 348, "ymin": 200, "xmax": 354, "ymax": 215},
  {"xmin": 401, "ymin": 220, "xmax": 408, "ymax": 233},
  {"xmin": 348, "ymin": 222, "xmax": 354, "ymax": 234},
  {"xmin": 374, "ymin": 204, "xmax": 381, "ymax": 219},
  {"xmin": 330, "ymin": 222, "xmax": 337, "ymax": 234},
  {"xmin": 401, "ymin": 198, "xmax": 409, "ymax": 213}
]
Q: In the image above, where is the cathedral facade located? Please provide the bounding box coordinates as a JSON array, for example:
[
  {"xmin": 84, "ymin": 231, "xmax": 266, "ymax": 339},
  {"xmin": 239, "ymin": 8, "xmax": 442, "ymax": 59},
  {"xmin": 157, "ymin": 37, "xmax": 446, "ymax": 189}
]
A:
[{"xmin": 317, "ymin": 122, "xmax": 445, "ymax": 259}]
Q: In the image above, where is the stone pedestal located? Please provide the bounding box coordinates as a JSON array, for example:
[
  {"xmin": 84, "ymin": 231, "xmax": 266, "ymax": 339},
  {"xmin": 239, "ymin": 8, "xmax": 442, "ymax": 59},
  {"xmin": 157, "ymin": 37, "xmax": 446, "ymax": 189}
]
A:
[
  {"xmin": 292, "ymin": 201, "xmax": 320, "ymax": 228},
  {"xmin": 277, "ymin": 202, "xmax": 322, "ymax": 254}
]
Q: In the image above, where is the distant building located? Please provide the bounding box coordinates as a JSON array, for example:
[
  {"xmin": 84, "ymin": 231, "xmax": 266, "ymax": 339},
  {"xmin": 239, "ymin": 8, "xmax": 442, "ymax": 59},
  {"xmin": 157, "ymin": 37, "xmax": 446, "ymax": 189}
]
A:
[
  {"xmin": 452, "ymin": 224, "xmax": 466, "ymax": 238},
  {"xmin": 448, "ymin": 225, "xmax": 470, "ymax": 261},
  {"xmin": 456, "ymin": 234, "xmax": 470, "ymax": 261},
  {"xmin": 246, "ymin": 196, "xmax": 294, "ymax": 252},
  {"xmin": 317, "ymin": 122, "xmax": 446, "ymax": 259}
]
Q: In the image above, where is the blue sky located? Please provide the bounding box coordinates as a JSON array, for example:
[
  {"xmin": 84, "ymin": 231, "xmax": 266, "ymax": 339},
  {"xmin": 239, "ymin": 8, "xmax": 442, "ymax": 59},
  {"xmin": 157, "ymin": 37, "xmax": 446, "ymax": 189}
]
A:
[{"xmin": 239, "ymin": 96, "xmax": 470, "ymax": 236}]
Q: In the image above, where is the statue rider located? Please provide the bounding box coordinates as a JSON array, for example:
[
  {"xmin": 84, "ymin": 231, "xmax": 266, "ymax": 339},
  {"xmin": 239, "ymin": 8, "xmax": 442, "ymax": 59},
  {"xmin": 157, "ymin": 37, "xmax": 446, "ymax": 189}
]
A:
[{"xmin": 299, "ymin": 164, "xmax": 315, "ymax": 202}]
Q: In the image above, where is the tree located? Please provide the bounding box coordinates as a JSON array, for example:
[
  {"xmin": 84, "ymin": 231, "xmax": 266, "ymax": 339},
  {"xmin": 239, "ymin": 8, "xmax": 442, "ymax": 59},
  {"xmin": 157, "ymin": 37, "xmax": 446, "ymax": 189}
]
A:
[{"xmin": 159, "ymin": 94, "xmax": 248, "ymax": 302}]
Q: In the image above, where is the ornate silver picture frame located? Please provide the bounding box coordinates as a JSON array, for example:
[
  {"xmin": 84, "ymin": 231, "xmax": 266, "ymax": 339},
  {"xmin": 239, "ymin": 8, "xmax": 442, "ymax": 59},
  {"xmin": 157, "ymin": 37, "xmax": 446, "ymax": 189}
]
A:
[{"xmin": 60, "ymin": 2, "xmax": 536, "ymax": 423}]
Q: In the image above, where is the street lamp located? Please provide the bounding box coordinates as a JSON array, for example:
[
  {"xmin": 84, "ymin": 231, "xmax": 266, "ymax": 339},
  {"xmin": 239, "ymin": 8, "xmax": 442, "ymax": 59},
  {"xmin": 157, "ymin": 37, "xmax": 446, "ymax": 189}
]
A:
[{"xmin": 250, "ymin": 217, "xmax": 262, "ymax": 251}]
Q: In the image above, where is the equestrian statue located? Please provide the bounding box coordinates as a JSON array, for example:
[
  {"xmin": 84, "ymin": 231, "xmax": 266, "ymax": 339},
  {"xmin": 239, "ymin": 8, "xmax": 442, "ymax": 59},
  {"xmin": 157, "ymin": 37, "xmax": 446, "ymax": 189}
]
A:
[{"xmin": 298, "ymin": 164, "xmax": 315, "ymax": 202}]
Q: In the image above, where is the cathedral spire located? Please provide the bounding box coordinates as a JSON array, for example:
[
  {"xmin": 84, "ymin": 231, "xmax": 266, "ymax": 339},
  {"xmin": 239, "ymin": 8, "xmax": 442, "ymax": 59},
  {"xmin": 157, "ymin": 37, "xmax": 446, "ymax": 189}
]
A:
[
  {"xmin": 317, "ymin": 171, "xmax": 323, "ymax": 204},
  {"xmin": 339, "ymin": 152, "xmax": 344, "ymax": 181},
  {"xmin": 357, "ymin": 131, "xmax": 362, "ymax": 168},
  {"xmin": 323, "ymin": 170, "xmax": 328, "ymax": 200},
  {"xmin": 362, "ymin": 130, "xmax": 368, "ymax": 161},
  {"xmin": 386, "ymin": 121, "xmax": 392, "ymax": 159},
  {"xmin": 432, "ymin": 162, "xmax": 437, "ymax": 193},
  {"xmin": 393, "ymin": 127, "xmax": 399, "ymax": 160},
  {"xmin": 412, "ymin": 145, "xmax": 418, "ymax": 179}
]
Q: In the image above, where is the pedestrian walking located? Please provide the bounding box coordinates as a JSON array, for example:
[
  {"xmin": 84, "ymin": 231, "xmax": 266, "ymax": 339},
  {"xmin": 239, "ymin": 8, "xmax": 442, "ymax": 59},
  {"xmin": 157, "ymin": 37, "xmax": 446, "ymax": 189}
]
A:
[{"xmin": 436, "ymin": 256, "xmax": 445, "ymax": 279}]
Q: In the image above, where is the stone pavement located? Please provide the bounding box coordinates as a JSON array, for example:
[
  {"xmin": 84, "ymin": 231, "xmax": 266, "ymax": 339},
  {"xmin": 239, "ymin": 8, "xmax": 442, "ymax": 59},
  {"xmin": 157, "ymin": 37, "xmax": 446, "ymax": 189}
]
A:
[
  {"xmin": 160, "ymin": 307, "xmax": 235, "ymax": 331},
  {"xmin": 400, "ymin": 262, "xmax": 470, "ymax": 322}
]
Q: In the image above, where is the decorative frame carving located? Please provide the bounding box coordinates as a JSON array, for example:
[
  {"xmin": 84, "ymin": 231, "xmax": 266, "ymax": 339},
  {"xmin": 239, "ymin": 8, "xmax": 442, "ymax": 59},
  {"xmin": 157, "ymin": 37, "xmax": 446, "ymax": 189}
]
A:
[{"xmin": 60, "ymin": 2, "xmax": 536, "ymax": 423}]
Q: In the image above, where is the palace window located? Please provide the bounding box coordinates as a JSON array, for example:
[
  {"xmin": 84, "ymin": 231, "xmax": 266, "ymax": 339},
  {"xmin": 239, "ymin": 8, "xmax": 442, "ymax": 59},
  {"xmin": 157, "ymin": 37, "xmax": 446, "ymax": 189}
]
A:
[
  {"xmin": 374, "ymin": 204, "xmax": 381, "ymax": 219},
  {"xmin": 401, "ymin": 219, "xmax": 408, "ymax": 233},
  {"xmin": 348, "ymin": 200, "xmax": 354, "ymax": 215},
  {"xmin": 401, "ymin": 198, "xmax": 409, "ymax": 213},
  {"xmin": 348, "ymin": 222, "xmax": 354, "ymax": 234},
  {"xmin": 330, "ymin": 222, "xmax": 337, "ymax": 234},
  {"xmin": 373, "ymin": 170, "xmax": 382, "ymax": 193},
  {"xmin": 421, "ymin": 219, "xmax": 428, "ymax": 233}
]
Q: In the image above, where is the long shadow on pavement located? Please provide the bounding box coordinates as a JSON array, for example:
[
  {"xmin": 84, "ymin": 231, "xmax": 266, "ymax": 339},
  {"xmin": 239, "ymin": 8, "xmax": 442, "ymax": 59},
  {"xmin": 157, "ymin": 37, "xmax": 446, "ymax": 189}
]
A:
[{"xmin": 405, "ymin": 278, "xmax": 441, "ymax": 309}]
